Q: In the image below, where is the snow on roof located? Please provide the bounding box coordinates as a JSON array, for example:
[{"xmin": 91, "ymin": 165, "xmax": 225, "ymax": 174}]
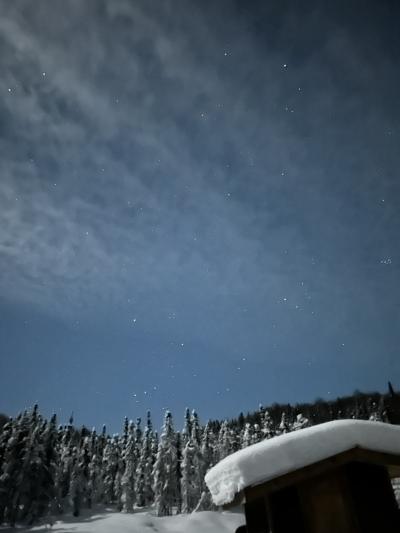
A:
[{"xmin": 205, "ymin": 420, "xmax": 400, "ymax": 506}]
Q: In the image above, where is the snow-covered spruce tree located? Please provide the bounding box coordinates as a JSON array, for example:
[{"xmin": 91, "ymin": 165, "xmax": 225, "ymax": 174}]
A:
[
  {"xmin": 2, "ymin": 407, "xmax": 56, "ymax": 525},
  {"xmin": 175, "ymin": 432, "xmax": 183, "ymax": 514},
  {"xmin": 68, "ymin": 452, "xmax": 82, "ymax": 517},
  {"xmin": 68, "ymin": 435, "xmax": 91, "ymax": 518},
  {"xmin": 134, "ymin": 417, "xmax": 142, "ymax": 447},
  {"xmin": 98, "ymin": 425, "xmax": 108, "ymax": 458},
  {"xmin": 261, "ymin": 410, "xmax": 275, "ymax": 440},
  {"xmin": 233, "ymin": 424, "xmax": 241, "ymax": 450},
  {"xmin": 135, "ymin": 411, "xmax": 154, "ymax": 507},
  {"xmin": 0, "ymin": 418, "xmax": 12, "ymax": 475},
  {"xmin": 102, "ymin": 436, "xmax": 120, "ymax": 505},
  {"xmin": 122, "ymin": 417, "xmax": 130, "ymax": 447},
  {"xmin": 44, "ymin": 415, "xmax": 61, "ymax": 516},
  {"xmin": 121, "ymin": 424, "xmax": 137, "ymax": 512},
  {"xmin": 55, "ymin": 433, "xmax": 75, "ymax": 513},
  {"xmin": 22, "ymin": 414, "xmax": 58, "ymax": 524},
  {"xmin": 181, "ymin": 439, "xmax": 197, "ymax": 513},
  {"xmin": 114, "ymin": 436, "xmax": 125, "ymax": 512},
  {"xmin": 54, "ymin": 415, "xmax": 77, "ymax": 513},
  {"xmin": 85, "ymin": 429, "xmax": 95, "ymax": 508},
  {"xmin": 152, "ymin": 411, "xmax": 180, "ymax": 516},
  {"xmin": 191, "ymin": 420, "xmax": 215, "ymax": 512},
  {"xmin": 12, "ymin": 416, "xmax": 42, "ymax": 523},
  {"xmin": 240, "ymin": 423, "xmax": 253, "ymax": 449},
  {"xmin": 217, "ymin": 420, "xmax": 234, "ymax": 461},
  {"xmin": 180, "ymin": 412, "xmax": 203, "ymax": 514},
  {"xmin": 181, "ymin": 408, "xmax": 192, "ymax": 447},
  {"xmin": 292, "ymin": 413, "xmax": 310, "ymax": 431},
  {"xmin": 151, "ymin": 429, "xmax": 158, "ymax": 464},
  {"xmin": 0, "ymin": 408, "xmax": 38, "ymax": 525},
  {"xmin": 252, "ymin": 423, "xmax": 263, "ymax": 445},
  {"xmin": 87, "ymin": 428, "xmax": 105, "ymax": 508},
  {"xmin": 277, "ymin": 411, "xmax": 290, "ymax": 435},
  {"xmin": 190, "ymin": 410, "xmax": 201, "ymax": 446},
  {"xmin": 0, "ymin": 418, "xmax": 14, "ymax": 523},
  {"xmin": 200, "ymin": 422, "xmax": 214, "ymax": 472}
]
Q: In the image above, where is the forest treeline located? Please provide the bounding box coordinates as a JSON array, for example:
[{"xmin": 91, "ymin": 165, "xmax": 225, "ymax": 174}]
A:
[
  {"xmin": 217, "ymin": 382, "xmax": 400, "ymax": 433},
  {"xmin": 0, "ymin": 384, "xmax": 398, "ymax": 526}
]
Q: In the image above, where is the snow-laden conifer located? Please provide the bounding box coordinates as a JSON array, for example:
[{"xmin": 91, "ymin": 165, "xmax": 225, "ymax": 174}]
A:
[
  {"xmin": 0, "ymin": 408, "xmax": 37, "ymax": 525},
  {"xmin": 152, "ymin": 411, "xmax": 179, "ymax": 516},
  {"xmin": 200, "ymin": 421, "xmax": 214, "ymax": 473},
  {"xmin": 217, "ymin": 420, "xmax": 234, "ymax": 461},
  {"xmin": 102, "ymin": 436, "xmax": 120, "ymax": 505},
  {"xmin": 29, "ymin": 414, "xmax": 58, "ymax": 522},
  {"xmin": 135, "ymin": 411, "xmax": 154, "ymax": 507},
  {"xmin": 261, "ymin": 410, "xmax": 275, "ymax": 439},
  {"xmin": 181, "ymin": 408, "xmax": 192, "ymax": 447},
  {"xmin": 68, "ymin": 435, "xmax": 90, "ymax": 517},
  {"xmin": 191, "ymin": 420, "xmax": 216, "ymax": 511},
  {"xmin": 190, "ymin": 410, "xmax": 201, "ymax": 446},
  {"xmin": 181, "ymin": 412, "xmax": 203, "ymax": 513},
  {"xmin": 114, "ymin": 437, "xmax": 125, "ymax": 512},
  {"xmin": 15, "ymin": 417, "xmax": 44, "ymax": 523},
  {"xmin": 292, "ymin": 413, "xmax": 310, "ymax": 431},
  {"xmin": 87, "ymin": 429, "xmax": 104, "ymax": 507},
  {"xmin": 240, "ymin": 423, "xmax": 253, "ymax": 449},
  {"xmin": 121, "ymin": 426, "xmax": 136, "ymax": 512},
  {"xmin": 55, "ymin": 432, "xmax": 75, "ymax": 512},
  {"xmin": 277, "ymin": 411, "xmax": 290, "ymax": 435},
  {"xmin": 252, "ymin": 423, "xmax": 262, "ymax": 444}
]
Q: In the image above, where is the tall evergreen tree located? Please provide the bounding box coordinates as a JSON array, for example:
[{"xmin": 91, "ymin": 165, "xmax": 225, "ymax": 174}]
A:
[
  {"xmin": 217, "ymin": 420, "xmax": 234, "ymax": 461},
  {"xmin": 152, "ymin": 411, "xmax": 179, "ymax": 516},
  {"xmin": 181, "ymin": 413, "xmax": 203, "ymax": 513},
  {"xmin": 0, "ymin": 409, "xmax": 35, "ymax": 525},
  {"xmin": 277, "ymin": 412, "xmax": 290, "ymax": 435},
  {"xmin": 181, "ymin": 408, "xmax": 192, "ymax": 447},
  {"xmin": 181, "ymin": 439, "xmax": 197, "ymax": 513},
  {"xmin": 68, "ymin": 450, "xmax": 83, "ymax": 517},
  {"xmin": 30, "ymin": 414, "xmax": 58, "ymax": 522},
  {"xmin": 261, "ymin": 410, "xmax": 275, "ymax": 439},
  {"xmin": 135, "ymin": 412, "xmax": 154, "ymax": 507},
  {"xmin": 102, "ymin": 436, "xmax": 120, "ymax": 505},
  {"xmin": 121, "ymin": 429, "xmax": 136, "ymax": 512},
  {"xmin": 251, "ymin": 423, "xmax": 262, "ymax": 444},
  {"xmin": 87, "ymin": 429, "xmax": 104, "ymax": 507},
  {"xmin": 240, "ymin": 423, "xmax": 253, "ymax": 449},
  {"xmin": 16, "ymin": 418, "xmax": 43, "ymax": 523},
  {"xmin": 200, "ymin": 422, "xmax": 214, "ymax": 474}
]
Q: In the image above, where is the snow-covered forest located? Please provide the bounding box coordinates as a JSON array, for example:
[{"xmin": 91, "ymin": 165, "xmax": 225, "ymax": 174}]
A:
[{"xmin": 0, "ymin": 389, "xmax": 396, "ymax": 527}]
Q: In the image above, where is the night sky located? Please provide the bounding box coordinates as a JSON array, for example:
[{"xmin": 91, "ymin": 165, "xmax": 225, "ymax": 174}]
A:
[{"xmin": 1, "ymin": 0, "xmax": 399, "ymax": 432}]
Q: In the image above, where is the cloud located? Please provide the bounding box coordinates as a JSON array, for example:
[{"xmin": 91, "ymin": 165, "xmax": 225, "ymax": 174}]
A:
[
  {"xmin": 0, "ymin": 0, "xmax": 398, "ymax": 340},
  {"xmin": 0, "ymin": 2, "xmax": 275, "ymax": 317}
]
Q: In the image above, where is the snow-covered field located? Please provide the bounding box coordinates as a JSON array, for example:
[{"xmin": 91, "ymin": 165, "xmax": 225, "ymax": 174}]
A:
[{"xmin": 0, "ymin": 509, "xmax": 245, "ymax": 533}]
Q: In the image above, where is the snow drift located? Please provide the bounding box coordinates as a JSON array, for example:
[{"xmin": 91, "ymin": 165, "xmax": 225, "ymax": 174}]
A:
[{"xmin": 0, "ymin": 509, "xmax": 244, "ymax": 533}]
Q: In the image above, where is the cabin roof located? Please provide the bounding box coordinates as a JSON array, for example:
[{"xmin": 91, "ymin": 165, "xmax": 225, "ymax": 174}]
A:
[{"xmin": 205, "ymin": 420, "xmax": 400, "ymax": 506}]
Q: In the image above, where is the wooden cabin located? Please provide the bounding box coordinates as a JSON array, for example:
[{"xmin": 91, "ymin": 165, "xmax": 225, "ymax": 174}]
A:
[{"xmin": 205, "ymin": 420, "xmax": 400, "ymax": 533}]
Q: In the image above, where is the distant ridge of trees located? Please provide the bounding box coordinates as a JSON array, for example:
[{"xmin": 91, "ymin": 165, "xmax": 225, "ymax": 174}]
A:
[
  {"xmin": 0, "ymin": 383, "xmax": 399, "ymax": 526},
  {"xmin": 212, "ymin": 381, "xmax": 400, "ymax": 434}
]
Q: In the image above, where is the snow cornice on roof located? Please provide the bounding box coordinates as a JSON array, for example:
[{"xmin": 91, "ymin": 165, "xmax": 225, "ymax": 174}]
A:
[{"xmin": 205, "ymin": 419, "xmax": 400, "ymax": 506}]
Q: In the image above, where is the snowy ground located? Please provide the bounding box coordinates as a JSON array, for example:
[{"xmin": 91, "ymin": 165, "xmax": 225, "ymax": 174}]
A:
[{"xmin": 0, "ymin": 509, "xmax": 245, "ymax": 533}]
